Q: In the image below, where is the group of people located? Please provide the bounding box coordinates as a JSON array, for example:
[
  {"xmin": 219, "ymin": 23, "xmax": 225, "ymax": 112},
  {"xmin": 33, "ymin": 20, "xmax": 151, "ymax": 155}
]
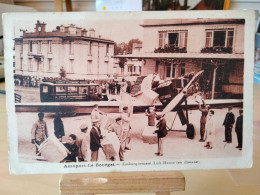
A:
[
  {"xmin": 197, "ymin": 99, "xmax": 243, "ymax": 150},
  {"xmin": 101, "ymin": 81, "xmax": 122, "ymax": 95},
  {"xmin": 30, "ymin": 104, "xmax": 132, "ymax": 162},
  {"xmin": 14, "ymin": 76, "xmax": 40, "ymax": 87}
]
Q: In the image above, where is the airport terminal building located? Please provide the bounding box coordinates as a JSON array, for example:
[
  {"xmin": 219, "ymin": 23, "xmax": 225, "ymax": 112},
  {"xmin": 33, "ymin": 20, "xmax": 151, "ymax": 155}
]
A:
[
  {"xmin": 14, "ymin": 21, "xmax": 115, "ymax": 81},
  {"xmin": 116, "ymin": 19, "xmax": 245, "ymax": 99}
]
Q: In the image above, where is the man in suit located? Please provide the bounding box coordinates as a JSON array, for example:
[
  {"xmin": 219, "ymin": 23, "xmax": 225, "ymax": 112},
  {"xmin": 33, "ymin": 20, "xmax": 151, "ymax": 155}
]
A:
[
  {"xmin": 235, "ymin": 109, "xmax": 243, "ymax": 150},
  {"xmin": 223, "ymin": 106, "xmax": 235, "ymax": 143},
  {"xmin": 90, "ymin": 119, "xmax": 103, "ymax": 161},
  {"xmin": 76, "ymin": 123, "xmax": 89, "ymax": 162},
  {"xmin": 153, "ymin": 115, "xmax": 168, "ymax": 156}
]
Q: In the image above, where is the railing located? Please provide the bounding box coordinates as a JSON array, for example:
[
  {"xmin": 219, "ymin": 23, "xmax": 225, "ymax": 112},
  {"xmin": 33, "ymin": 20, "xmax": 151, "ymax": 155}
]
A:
[
  {"xmin": 201, "ymin": 47, "xmax": 233, "ymax": 54},
  {"xmin": 154, "ymin": 46, "xmax": 187, "ymax": 53},
  {"xmin": 15, "ymin": 93, "xmax": 21, "ymax": 103}
]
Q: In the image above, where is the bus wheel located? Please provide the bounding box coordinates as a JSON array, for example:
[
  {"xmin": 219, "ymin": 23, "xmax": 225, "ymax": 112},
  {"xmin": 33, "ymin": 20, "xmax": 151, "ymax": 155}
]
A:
[{"xmin": 186, "ymin": 123, "xmax": 195, "ymax": 139}]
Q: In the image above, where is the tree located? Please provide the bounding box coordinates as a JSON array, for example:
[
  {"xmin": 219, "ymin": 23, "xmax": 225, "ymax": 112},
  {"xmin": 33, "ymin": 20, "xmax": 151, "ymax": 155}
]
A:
[
  {"xmin": 118, "ymin": 58, "xmax": 127, "ymax": 74},
  {"xmin": 59, "ymin": 66, "xmax": 66, "ymax": 79},
  {"xmin": 114, "ymin": 38, "xmax": 142, "ymax": 55}
]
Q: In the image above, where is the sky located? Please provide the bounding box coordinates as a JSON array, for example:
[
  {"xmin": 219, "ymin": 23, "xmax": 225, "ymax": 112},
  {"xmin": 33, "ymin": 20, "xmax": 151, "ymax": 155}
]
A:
[{"xmin": 14, "ymin": 17, "xmax": 144, "ymax": 44}]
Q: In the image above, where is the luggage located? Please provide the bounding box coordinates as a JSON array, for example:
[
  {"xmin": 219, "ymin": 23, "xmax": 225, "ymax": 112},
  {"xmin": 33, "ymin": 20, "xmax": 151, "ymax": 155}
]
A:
[
  {"xmin": 101, "ymin": 132, "xmax": 120, "ymax": 160},
  {"xmin": 37, "ymin": 135, "xmax": 67, "ymax": 162}
]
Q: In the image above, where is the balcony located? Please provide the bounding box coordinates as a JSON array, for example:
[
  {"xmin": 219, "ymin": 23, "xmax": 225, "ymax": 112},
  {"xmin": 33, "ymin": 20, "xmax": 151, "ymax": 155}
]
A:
[
  {"xmin": 154, "ymin": 45, "xmax": 187, "ymax": 53},
  {"xmin": 201, "ymin": 47, "xmax": 233, "ymax": 54}
]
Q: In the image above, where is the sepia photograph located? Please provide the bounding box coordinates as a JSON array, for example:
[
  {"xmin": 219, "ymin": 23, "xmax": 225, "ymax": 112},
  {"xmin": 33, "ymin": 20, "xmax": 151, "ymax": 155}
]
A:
[{"xmin": 3, "ymin": 11, "xmax": 254, "ymax": 174}]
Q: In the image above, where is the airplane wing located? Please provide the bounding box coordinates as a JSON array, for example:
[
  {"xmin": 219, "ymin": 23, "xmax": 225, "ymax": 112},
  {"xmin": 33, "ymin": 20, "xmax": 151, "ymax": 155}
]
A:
[{"xmin": 161, "ymin": 70, "xmax": 204, "ymax": 115}]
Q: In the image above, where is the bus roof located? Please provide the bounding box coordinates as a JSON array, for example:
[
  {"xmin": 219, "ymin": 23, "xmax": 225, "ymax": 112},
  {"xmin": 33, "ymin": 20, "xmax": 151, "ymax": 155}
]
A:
[{"xmin": 40, "ymin": 82, "xmax": 100, "ymax": 87}]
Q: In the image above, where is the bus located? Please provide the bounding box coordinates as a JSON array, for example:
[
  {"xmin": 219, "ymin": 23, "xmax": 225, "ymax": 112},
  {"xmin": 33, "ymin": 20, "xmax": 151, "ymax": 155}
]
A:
[{"xmin": 40, "ymin": 81, "xmax": 106, "ymax": 102}]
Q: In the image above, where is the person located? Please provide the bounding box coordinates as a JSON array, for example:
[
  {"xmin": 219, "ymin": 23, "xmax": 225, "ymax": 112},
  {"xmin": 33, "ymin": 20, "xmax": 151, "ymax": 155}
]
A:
[
  {"xmin": 196, "ymin": 99, "xmax": 209, "ymax": 142},
  {"xmin": 223, "ymin": 106, "xmax": 235, "ymax": 143},
  {"xmin": 76, "ymin": 124, "xmax": 89, "ymax": 162},
  {"xmin": 145, "ymin": 107, "xmax": 156, "ymax": 126},
  {"xmin": 91, "ymin": 104, "xmax": 106, "ymax": 123},
  {"xmin": 54, "ymin": 112, "xmax": 65, "ymax": 142},
  {"xmin": 153, "ymin": 115, "xmax": 168, "ymax": 156},
  {"xmin": 108, "ymin": 117, "xmax": 125, "ymax": 161},
  {"xmin": 204, "ymin": 110, "xmax": 216, "ymax": 149},
  {"xmin": 121, "ymin": 106, "xmax": 131, "ymax": 151},
  {"xmin": 63, "ymin": 134, "xmax": 79, "ymax": 162},
  {"xmin": 90, "ymin": 119, "xmax": 103, "ymax": 161},
  {"xmin": 235, "ymin": 109, "xmax": 243, "ymax": 150},
  {"xmin": 31, "ymin": 112, "xmax": 48, "ymax": 155},
  {"xmin": 116, "ymin": 82, "xmax": 121, "ymax": 95}
]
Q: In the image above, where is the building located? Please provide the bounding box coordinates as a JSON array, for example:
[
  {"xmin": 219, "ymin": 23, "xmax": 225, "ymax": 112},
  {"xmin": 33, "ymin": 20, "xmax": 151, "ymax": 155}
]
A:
[
  {"xmin": 14, "ymin": 21, "xmax": 115, "ymax": 81},
  {"xmin": 115, "ymin": 19, "xmax": 245, "ymax": 99},
  {"xmin": 124, "ymin": 43, "xmax": 143, "ymax": 76}
]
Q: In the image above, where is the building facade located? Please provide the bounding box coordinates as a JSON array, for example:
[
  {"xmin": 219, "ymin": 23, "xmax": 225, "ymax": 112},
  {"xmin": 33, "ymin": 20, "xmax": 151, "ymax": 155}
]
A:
[
  {"xmin": 116, "ymin": 19, "xmax": 245, "ymax": 98},
  {"xmin": 14, "ymin": 21, "xmax": 115, "ymax": 81}
]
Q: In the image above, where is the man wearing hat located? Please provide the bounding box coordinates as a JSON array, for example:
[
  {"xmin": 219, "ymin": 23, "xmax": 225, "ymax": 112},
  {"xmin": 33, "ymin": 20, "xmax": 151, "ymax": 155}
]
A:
[
  {"xmin": 223, "ymin": 106, "xmax": 235, "ymax": 143},
  {"xmin": 91, "ymin": 104, "xmax": 106, "ymax": 123},
  {"xmin": 235, "ymin": 109, "xmax": 243, "ymax": 150},
  {"xmin": 196, "ymin": 99, "xmax": 209, "ymax": 142},
  {"xmin": 108, "ymin": 117, "xmax": 125, "ymax": 161},
  {"xmin": 76, "ymin": 124, "xmax": 89, "ymax": 162},
  {"xmin": 31, "ymin": 112, "xmax": 48, "ymax": 154},
  {"xmin": 153, "ymin": 115, "xmax": 168, "ymax": 156},
  {"xmin": 145, "ymin": 106, "xmax": 156, "ymax": 126},
  {"xmin": 90, "ymin": 119, "xmax": 103, "ymax": 161}
]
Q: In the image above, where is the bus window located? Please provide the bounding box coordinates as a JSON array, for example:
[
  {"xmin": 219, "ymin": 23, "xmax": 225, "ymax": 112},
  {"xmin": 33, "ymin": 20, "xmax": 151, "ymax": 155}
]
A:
[
  {"xmin": 79, "ymin": 87, "xmax": 88, "ymax": 95},
  {"xmin": 68, "ymin": 86, "xmax": 77, "ymax": 93},
  {"xmin": 56, "ymin": 86, "xmax": 66, "ymax": 93},
  {"xmin": 42, "ymin": 85, "xmax": 48, "ymax": 93}
]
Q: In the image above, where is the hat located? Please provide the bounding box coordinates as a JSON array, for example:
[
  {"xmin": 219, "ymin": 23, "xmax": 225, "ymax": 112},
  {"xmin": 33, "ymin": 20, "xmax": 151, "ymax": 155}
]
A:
[
  {"xmin": 80, "ymin": 123, "xmax": 88, "ymax": 130},
  {"xmin": 239, "ymin": 109, "xmax": 243, "ymax": 114},
  {"xmin": 115, "ymin": 117, "xmax": 122, "ymax": 122},
  {"xmin": 93, "ymin": 104, "xmax": 98, "ymax": 107},
  {"xmin": 149, "ymin": 107, "xmax": 155, "ymax": 110},
  {"xmin": 228, "ymin": 106, "xmax": 233, "ymax": 110},
  {"xmin": 38, "ymin": 112, "xmax": 44, "ymax": 117},
  {"xmin": 156, "ymin": 115, "xmax": 162, "ymax": 120}
]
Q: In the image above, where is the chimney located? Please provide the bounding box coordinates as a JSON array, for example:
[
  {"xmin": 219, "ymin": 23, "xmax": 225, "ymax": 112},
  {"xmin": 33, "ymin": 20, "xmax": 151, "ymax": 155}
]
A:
[
  {"xmin": 89, "ymin": 28, "xmax": 95, "ymax": 37},
  {"xmin": 82, "ymin": 29, "xmax": 87, "ymax": 36}
]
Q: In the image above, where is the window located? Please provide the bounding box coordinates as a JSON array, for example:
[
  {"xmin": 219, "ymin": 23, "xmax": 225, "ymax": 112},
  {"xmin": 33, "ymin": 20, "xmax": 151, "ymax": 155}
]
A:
[
  {"xmin": 48, "ymin": 40, "xmax": 52, "ymax": 53},
  {"xmin": 48, "ymin": 59, "xmax": 52, "ymax": 71},
  {"xmin": 37, "ymin": 41, "xmax": 42, "ymax": 53},
  {"xmin": 159, "ymin": 32, "xmax": 167, "ymax": 48},
  {"xmin": 168, "ymin": 33, "xmax": 178, "ymax": 47},
  {"xmin": 205, "ymin": 32, "xmax": 213, "ymax": 47},
  {"xmin": 89, "ymin": 42, "xmax": 92, "ymax": 55},
  {"xmin": 20, "ymin": 59, "xmax": 23, "ymax": 70},
  {"xmin": 165, "ymin": 63, "xmax": 175, "ymax": 79},
  {"xmin": 159, "ymin": 31, "xmax": 188, "ymax": 48},
  {"xmin": 29, "ymin": 41, "xmax": 33, "ymax": 53},
  {"xmin": 29, "ymin": 59, "xmax": 33, "ymax": 71},
  {"xmin": 128, "ymin": 66, "xmax": 133, "ymax": 73},
  {"xmin": 205, "ymin": 29, "xmax": 234, "ymax": 47},
  {"xmin": 69, "ymin": 41, "xmax": 74, "ymax": 55},
  {"xmin": 106, "ymin": 44, "xmax": 109, "ymax": 55},
  {"xmin": 180, "ymin": 63, "xmax": 185, "ymax": 76},
  {"xmin": 70, "ymin": 59, "xmax": 74, "ymax": 73}
]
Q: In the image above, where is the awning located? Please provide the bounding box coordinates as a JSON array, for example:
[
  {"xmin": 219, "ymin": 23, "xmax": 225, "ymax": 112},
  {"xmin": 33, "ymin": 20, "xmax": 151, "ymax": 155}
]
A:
[{"xmin": 113, "ymin": 52, "xmax": 244, "ymax": 60}]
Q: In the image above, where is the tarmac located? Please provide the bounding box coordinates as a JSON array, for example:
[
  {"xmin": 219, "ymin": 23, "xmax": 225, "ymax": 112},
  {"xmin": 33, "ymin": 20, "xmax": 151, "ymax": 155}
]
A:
[{"xmin": 17, "ymin": 108, "xmax": 243, "ymax": 163}]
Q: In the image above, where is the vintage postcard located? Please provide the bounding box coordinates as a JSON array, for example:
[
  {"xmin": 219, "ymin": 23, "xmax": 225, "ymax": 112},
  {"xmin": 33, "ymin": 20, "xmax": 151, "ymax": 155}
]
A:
[{"xmin": 3, "ymin": 11, "xmax": 254, "ymax": 174}]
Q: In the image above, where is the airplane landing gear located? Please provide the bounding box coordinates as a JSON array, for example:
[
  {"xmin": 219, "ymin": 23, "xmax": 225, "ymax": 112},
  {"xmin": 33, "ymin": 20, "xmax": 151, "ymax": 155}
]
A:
[{"xmin": 186, "ymin": 123, "xmax": 195, "ymax": 139}]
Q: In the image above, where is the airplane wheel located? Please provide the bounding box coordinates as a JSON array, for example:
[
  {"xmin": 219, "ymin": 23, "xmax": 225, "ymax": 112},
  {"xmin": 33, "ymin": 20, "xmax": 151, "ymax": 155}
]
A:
[{"xmin": 186, "ymin": 123, "xmax": 195, "ymax": 139}]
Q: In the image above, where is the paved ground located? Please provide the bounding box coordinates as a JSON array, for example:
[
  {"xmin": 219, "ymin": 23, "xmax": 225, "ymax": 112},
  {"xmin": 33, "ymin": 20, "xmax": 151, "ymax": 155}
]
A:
[
  {"xmin": 17, "ymin": 108, "xmax": 243, "ymax": 163},
  {"xmin": 15, "ymin": 86, "xmax": 40, "ymax": 102}
]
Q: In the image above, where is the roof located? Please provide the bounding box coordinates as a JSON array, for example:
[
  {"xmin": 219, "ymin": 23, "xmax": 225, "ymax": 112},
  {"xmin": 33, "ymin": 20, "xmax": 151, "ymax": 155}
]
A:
[
  {"xmin": 140, "ymin": 19, "xmax": 245, "ymax": 27},
  {"xmin": 113, "ymin": 52, "xmax": 244, "ymax": 60}
]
